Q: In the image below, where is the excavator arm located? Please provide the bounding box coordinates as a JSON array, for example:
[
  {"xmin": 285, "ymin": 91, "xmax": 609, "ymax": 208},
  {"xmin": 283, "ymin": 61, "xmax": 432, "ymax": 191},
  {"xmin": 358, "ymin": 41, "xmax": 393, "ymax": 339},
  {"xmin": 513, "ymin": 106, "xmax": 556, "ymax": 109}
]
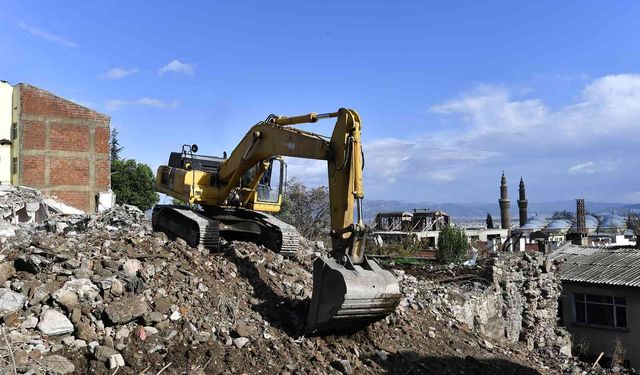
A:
[{"xmin": 213, "ymin": 109, "xmax": 366, "ymax": 262}]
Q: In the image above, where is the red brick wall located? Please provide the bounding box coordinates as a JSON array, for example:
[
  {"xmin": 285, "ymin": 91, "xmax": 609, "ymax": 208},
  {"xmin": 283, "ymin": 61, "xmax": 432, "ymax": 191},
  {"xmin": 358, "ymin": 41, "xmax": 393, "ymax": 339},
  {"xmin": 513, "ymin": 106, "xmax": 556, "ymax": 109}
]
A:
[
  {"xmin": 50, "ymin": 123, "xmax": 90, "ymax": 152},
  {"xmin": 95, "ymin": 159, "xmax": 110, "ymax": 187},
  {"xmin": 53, "ymin": 191, "xmax": 91, "ymax": 212},
  {"xmin": 50, "ymin": 158, "xmax": 89, "ymax": 186},
  {"xmin": 22, "ymin": 121, "xmax": 46, "ymax": 150},
  {"xmin": 95, "ymin": 127, "xmax": 110, "ymax": 154},
  {"xmin": 21, "ymin": 156, "xmax": 45, "ymax": 187},
  {"xmin": 17, "ymin": 84, "xmax": 111, "ymax": 212},
  {"xmin": 19, "ymin": 85, "xmax": 109, "ymax": 122}
]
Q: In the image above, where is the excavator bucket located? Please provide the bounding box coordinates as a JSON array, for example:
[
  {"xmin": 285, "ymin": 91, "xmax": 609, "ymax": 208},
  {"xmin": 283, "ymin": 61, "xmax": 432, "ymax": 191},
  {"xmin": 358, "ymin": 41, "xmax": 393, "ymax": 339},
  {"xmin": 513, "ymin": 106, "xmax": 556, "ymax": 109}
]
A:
[{"xmin": 306, "ymin": 256, "xmax": 401, "ymax": 333}]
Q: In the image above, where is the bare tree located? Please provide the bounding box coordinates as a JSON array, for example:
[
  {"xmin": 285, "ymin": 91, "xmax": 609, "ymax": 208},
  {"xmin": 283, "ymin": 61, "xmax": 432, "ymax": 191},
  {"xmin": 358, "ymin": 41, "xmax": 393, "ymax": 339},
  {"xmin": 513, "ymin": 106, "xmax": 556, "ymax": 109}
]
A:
[{"xmin": 276, "ymin": 179, "xmax": 330, "ymax": 240}]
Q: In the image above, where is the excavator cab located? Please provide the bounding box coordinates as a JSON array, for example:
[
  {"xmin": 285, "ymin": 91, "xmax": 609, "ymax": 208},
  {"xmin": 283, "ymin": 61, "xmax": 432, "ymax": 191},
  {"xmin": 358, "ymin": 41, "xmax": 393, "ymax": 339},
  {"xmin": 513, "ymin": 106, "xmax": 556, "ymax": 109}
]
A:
[{"xmin": 243, "ymin": 157, "xmax": 285, "ymax": 212}]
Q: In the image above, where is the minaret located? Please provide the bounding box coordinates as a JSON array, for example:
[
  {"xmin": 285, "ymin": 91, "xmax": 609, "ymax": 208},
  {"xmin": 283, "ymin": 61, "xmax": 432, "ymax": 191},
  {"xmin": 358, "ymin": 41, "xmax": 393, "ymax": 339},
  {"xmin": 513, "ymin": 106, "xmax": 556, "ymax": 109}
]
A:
[
  {"xmin": 517, "ymin": 177, "xmax": 528, "ymax": 227},
  {"xmin": 576, "ymin": 198, "xmax": 587, "ymax": 236},
  {"xmin": 499, "ymin": 172, "xmax": 511, "ymax": 230}
]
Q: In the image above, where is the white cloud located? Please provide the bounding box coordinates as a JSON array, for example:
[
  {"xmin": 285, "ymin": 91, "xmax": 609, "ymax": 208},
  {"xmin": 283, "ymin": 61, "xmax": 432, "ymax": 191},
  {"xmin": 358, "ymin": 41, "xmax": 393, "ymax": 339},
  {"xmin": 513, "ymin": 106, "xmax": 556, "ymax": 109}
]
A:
[
  {"xmin": 430, "ymin": 85, "xmax": 547, "ymax": 135},
  {"xmin": 159, "ymin": 60, "xmax": 195, "ymax": 75},
  {"xmin": 568, "ymin": 160, "xmax": 618, "ymax": 175},
  {"xmin": 18, "ymin": 22, "xmax": 77, "ymax": 48},
  {"xmin": 271, "ymin": 74, "xmax": 640, "ymax": 202},
  {"xmin": 285, "ymin": 158, "xmax": 326, "ymax": 186},
  {"xmin": 430, "ymin": 74, "xmax": 640, "ymax": 140},
  {"xmin": 105, "ymin": 98, "xmax": 179, "ymax": 111},
  {"xmin": 99, "ymin": 67, "xmax": 139, "ymax": 80}
]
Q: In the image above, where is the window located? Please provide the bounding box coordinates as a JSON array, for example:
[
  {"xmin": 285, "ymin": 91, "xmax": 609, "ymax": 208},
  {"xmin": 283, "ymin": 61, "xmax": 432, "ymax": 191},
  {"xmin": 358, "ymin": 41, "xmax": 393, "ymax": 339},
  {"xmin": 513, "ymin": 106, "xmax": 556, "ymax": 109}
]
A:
[
  {"xmin": 573, "ymin": 293, "xmax": 627, "ymax": 329},
  {"xmin": 256, "ymin": 159, "xmax": 283, "ymax": 204}
]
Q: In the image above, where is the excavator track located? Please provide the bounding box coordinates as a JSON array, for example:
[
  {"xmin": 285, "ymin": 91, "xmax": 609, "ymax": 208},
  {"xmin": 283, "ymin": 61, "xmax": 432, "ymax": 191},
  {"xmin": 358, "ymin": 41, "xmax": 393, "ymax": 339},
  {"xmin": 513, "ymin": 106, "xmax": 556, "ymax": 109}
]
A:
[
  {"xmin": 205, "ymin": 206, "xmax": 300, "ymax": 256},
  {"xmin": 152, "ymin": 205, "xmax": 220, "ymax": 249},
  {"xmin": 152, "ymin": 205, "xmax": 300, "ymax": 255},
  {"xmin": 258, "ymin": 212, "xmax": 300, "ymax": 256}
]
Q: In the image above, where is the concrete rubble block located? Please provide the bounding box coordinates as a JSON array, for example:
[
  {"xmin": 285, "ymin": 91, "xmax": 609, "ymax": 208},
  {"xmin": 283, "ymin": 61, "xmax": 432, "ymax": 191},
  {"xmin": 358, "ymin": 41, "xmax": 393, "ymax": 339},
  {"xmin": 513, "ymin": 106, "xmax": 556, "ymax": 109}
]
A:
[
  {"xmin": 75, "ymin": 321, "xmax": 98, "ymax": 342},
  {"xmin": 122, "ymin": 258, "xmax": 143, "ymax": 276},
  {"xmin": 234, "ymin": 322, "xmax": 258, "ymax": 339},
  {"xmin": 109, "ymin": 353, "xmax": 126, "ymax": 369},
  {"xmin": 54, "ymin": 278, "xmax": 100, "ymax": 305},
  {"xmin": 115, "ymin": 327, "xmax": 130, "ymax": 340},
  {"xmin": 110, "ymin": 278, "xmax": 124, "ymax": 296},
  {"xmin": 105, "ymin": 296, "xmax": 150, "ymax": 324},
  {"xmin": 38, "ymin": 309, "xmax": 74, "ymax": 336},
  {"xmin": 233, "ymin": 337, "xmax": 250, "ymax": 349},
  {"xmin": 94, "ymin": 345, "xmax": 118, "ymax": 362},
  {"xmin": 14, "ymin": 254, "xmax": 50, "ymax": 273},
  {"xmin": 41, "ymin": 354, "xmax": 76, "ymax": 374},
  {"xmin": 0, "ymin": 261, "xmax": 16, "ymax": 284},
  {"xmin": 331, "ymin": 359, "xmax": 353, "ymax": 375},
  {"xmin": 0, "ymin": 288, "xmax": 26, "ymax": 314},
  {"xmin": 21, "ymin": 315, "xmax": 39, "ymax": 329}
]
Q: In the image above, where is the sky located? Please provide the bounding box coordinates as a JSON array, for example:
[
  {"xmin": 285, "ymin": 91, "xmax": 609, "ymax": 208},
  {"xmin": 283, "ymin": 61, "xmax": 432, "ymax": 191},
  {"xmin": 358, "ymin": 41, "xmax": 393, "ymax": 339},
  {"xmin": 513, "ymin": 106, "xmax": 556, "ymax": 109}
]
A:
[{"xmin": 2, "ymin": 1, "xmax": 640, "ymax": 204}]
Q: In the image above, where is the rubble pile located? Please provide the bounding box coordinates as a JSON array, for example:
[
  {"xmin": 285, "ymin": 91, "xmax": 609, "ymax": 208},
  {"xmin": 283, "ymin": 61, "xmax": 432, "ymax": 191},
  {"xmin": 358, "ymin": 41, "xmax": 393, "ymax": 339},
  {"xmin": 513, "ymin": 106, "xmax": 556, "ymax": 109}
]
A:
[
  {"xmin": 0, "ymin": 187, "xmax": 618, "ymax": 374},
  {"xmin": 396, "ymin": 254, "xmax": 615, "ymax": 373}
]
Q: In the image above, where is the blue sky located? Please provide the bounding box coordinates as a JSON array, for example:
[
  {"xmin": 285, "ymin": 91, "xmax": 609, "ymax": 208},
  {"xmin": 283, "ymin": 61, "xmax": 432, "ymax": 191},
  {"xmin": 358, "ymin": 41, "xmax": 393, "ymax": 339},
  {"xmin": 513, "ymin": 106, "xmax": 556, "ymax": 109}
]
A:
[{"xmin": 2, "ymin": 1, "xmax": 640, "ymax": 204}]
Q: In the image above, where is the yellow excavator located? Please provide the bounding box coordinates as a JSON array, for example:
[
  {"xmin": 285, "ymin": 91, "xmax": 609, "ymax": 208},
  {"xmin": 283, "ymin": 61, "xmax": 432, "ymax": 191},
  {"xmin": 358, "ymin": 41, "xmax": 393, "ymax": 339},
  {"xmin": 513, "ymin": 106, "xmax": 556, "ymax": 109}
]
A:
[{"xmin": 153, "ymin": 108, "xmax": 400, "ymax": 333}]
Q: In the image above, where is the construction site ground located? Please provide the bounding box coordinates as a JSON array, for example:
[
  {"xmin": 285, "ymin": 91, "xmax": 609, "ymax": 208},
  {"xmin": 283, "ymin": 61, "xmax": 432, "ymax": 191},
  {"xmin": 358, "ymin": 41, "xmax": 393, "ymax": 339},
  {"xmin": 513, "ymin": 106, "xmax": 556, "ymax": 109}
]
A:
[{"xmin": 0, "ymin": 188, "xmax": 599, "ymax": 374}]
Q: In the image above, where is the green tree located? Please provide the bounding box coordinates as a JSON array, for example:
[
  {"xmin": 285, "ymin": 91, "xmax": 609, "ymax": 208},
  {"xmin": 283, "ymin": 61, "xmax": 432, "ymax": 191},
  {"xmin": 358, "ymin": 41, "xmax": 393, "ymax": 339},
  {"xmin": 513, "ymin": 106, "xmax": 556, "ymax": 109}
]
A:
[
  {"xmin": 276, "ymin": 179, "xmax": 330, "ymax": 240},
  {"xmin": 111, "ymin": 159, "xmax": 159, "ymax": 211},
  {"xmin": 436, "ymin": 225, "xmax": 469, "ymax": 264},
  {"xmin": 109, "ymin": 128, "xmax": 159, "ymax": 211},
  {"xmin": 110, "ymin": 127, "xmax": 124, "ymax": 162}
]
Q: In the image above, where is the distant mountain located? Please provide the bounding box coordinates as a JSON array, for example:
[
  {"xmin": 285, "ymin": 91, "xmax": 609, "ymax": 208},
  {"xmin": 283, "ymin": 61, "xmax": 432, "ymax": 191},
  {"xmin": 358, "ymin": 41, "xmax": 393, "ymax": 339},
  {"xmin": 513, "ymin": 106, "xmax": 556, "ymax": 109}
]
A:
[{"xmin": 362, "ymin": 199, "xmax": 640, "ymax": 221}]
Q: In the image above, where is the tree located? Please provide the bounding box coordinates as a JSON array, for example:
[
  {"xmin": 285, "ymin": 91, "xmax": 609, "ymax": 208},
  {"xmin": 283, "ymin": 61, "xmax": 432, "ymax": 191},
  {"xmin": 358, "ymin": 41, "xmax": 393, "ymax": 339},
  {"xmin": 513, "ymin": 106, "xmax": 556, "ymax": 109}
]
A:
[
  {"xmin": 486, "ymin": 213, "xmax": 494, "ymax": 229},
  {"xmin": 111, "ymin": 159, "xmax": 159, "ymax": 211},
  {"xmin": 276, "ymin": 179, "xmax": 330, "ymax": 240},
  {"xmin": 110, "ymin": 127, "xmax": 123, "ymax": 162},
  {"xmin": 436, "ymin": 225, "xmax": 468, "ymax": 264},
  {"xmin": 109, "ymin": 127, "xmax": 159, "ymax": 211}
]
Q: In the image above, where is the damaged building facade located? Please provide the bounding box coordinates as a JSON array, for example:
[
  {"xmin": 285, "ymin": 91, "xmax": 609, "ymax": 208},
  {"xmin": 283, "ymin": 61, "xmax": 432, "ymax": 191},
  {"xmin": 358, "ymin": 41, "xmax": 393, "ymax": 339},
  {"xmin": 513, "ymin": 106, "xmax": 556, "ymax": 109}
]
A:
[
  {"xmin": 0, "ymin": 81, "xmax": 111, "ymax": 212},
  {"xmin": 371, "ymin": 209, "xmax": 507, "ymax": 248},
  {"xmin": 551, "ymin": 244, "xmax": 640, "ymax": 367}
]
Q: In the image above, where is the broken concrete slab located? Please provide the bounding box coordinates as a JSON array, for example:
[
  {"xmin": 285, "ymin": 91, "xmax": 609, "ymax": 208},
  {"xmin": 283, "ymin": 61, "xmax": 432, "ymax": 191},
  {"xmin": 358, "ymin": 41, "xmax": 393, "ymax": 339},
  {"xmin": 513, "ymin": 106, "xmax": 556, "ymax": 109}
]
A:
[{"xmin": 104, "ymin": 296, "xmax": 149, "ymax": 324}]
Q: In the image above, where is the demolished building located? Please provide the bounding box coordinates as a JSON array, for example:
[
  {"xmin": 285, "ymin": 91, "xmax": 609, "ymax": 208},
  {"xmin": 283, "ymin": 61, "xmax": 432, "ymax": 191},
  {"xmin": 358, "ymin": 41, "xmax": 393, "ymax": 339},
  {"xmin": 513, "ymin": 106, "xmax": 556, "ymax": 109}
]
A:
[{"xmin": 0, "ymin": 81, "xmax": 111, "ymax": 212}]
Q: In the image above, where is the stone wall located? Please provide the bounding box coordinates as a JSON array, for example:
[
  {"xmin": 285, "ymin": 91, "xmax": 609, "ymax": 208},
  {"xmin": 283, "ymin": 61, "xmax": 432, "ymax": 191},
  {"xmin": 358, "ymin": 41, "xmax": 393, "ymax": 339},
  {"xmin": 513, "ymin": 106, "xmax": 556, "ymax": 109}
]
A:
[{"xmin": 424, "ymin": 253, "xmax": 572, "ymax": 359}]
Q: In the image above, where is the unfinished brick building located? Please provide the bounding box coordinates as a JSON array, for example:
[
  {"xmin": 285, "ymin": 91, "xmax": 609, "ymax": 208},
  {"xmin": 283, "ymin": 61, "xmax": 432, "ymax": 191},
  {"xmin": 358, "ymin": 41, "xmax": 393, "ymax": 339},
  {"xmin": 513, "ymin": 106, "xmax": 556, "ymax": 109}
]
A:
[{"xmin": 0, "ymin": 81, "xmax": 111, "ymax": 212}]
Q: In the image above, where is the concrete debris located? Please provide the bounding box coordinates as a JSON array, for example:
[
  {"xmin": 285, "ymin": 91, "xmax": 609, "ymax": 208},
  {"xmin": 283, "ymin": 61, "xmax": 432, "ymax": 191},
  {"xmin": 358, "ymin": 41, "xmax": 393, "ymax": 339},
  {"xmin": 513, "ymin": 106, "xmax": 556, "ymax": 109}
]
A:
[
  {"xmin": 41, "ymin": 354, "xmax": 76, "ymax": 374},
  {"xmin": 331, "ymin": 359, "xmax": 353, "ymax": 374},
  {"xmin": 38, "ymin": 309, "xmax": 74, "ymax": 336},
  {"xmin": 232, "ymin": 337, "xmax": 250, "ymax": 349},
  {"xmin": 0, "ymin": 288, "xmax": 26, "ymax": 314},
  {"xmin": 0, "ymin": 186, "xmax": 623, "ymax": 374},
  {"xmin": 105, "ymin": 296, "xmax": 149, "ymax": 324},
  {"xmin": 108, "ymin": 353, "xmax": 126, "ymax": 369},
  {"xmin": 94, "ymin": 345, "xmax": 118, "ymax": 362}
]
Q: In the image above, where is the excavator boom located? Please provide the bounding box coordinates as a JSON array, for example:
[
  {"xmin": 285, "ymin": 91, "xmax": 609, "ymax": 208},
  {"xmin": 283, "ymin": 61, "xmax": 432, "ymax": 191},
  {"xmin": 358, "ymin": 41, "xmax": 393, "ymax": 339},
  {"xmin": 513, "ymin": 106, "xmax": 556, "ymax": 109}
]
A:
[{"xmin": 153, "ymin": 108, "xmax": 401, "ymax": 333}]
